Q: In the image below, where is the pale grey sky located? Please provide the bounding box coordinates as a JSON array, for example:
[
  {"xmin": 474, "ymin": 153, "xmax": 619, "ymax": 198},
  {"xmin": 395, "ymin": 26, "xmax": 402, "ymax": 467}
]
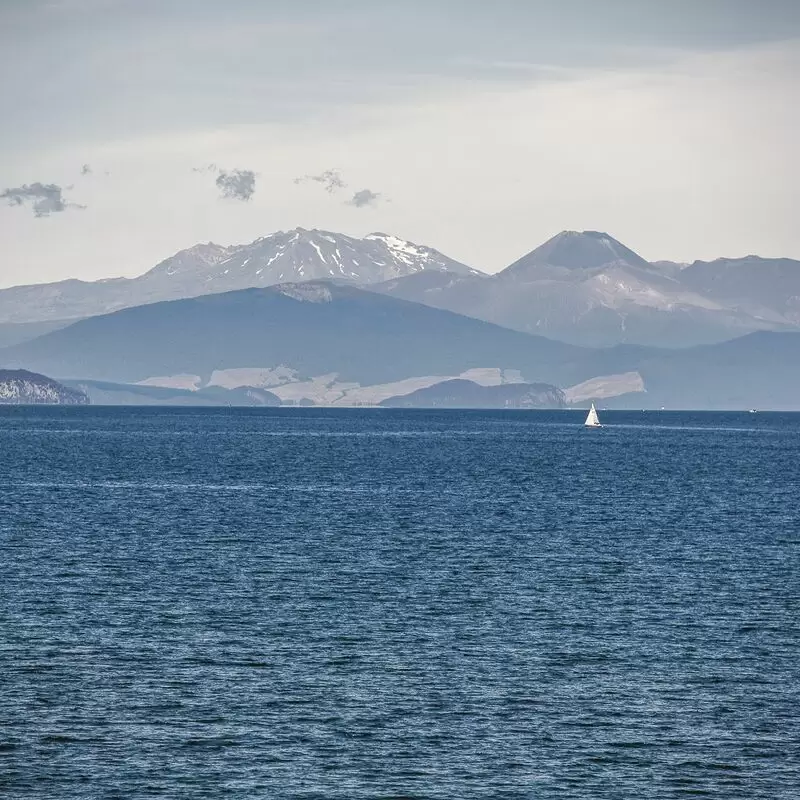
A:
[{"xmin": 1, "ymin": 0, "xmax": 799, "ymax": 287}]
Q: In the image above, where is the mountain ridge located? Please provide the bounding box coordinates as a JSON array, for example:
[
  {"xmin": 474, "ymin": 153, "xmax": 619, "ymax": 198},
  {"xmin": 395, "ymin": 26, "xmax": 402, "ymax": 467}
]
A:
[
  {"xmin": 4, "ymin": 281, "xmax": 800, "ymax": 409},
  {"xmin": 3, "ymin": 227, "xmax": 799, "ymax": 349},
  {"xmin": 371, "ymin": 230, "xmax": 800, "ymax": 346},
  {"xmin": 0, "ymin": 281, "xmax": 584, "ymax": 386},
  {"xmin": 0, "ymin": 228, "xmax": 482, "ymax": 325}
]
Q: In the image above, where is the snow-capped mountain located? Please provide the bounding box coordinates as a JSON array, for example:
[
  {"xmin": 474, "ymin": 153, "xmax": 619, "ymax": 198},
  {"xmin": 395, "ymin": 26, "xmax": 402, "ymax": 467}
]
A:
[
  {"xmin": 6, "ymin": 282, "xmax": 800, "ymax": 409},
  {"xmin": 146, "ymin": 228, "xmax": 480, "ymax": 290},
  {"xmin": 0, "ymin": 228, "xmax": 481, "ymax": 325},
  {"xmin": 3, "ymin": 226, "xmax": 799, "ymax": 349}
]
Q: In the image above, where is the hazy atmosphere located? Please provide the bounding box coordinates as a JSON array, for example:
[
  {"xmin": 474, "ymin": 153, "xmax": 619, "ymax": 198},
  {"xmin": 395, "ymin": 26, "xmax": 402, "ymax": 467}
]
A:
[
  {"xmin": 4, "ymin": 5, "xmax": 800, "ymax": 798},
  {"xmin": 2, "ymin": 0, "xmax": 800, "ymax": 287}
]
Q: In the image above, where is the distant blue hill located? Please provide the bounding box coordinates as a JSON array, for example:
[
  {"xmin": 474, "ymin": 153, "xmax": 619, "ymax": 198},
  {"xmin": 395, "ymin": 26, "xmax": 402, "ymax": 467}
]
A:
[
  {"xmin": 0, "ymin": 282, "xmax": 585, "ymax": 386},
  {"xmin": 62, "ymin": 380, "xmax": 280, "ymax": 407},
  {"xmin": 2, "ymin": 282, "xmax": 799, "ymax": 409},
  {"xmin": 380, "ymin": 379, "xmax": 565, "ymax": 409}
]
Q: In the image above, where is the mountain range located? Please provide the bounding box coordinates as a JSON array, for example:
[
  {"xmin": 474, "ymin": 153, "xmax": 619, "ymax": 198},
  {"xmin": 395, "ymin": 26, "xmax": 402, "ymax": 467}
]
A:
[
  {"xmin": 679, "ymin": 256, "xmax": 800, "ymax": 326},
  {"xmin": 0, "ymin": 282, "xmax": 582, "ymax": 386},
  {"xmin": 371, "ymin": 231, "xmax": 799, "ymax": 347},
  {"xmin": 1, "ymin": 228, "xmax": 797, "ymax": 350},
  {"xmin": 0, "ymin": 228, "xmax": 480, "ymax": 330},
  {"xmin": 2, "ymin": 280, "xmax": 800, "ymax": 409},
  {"xmin": 2, "ymin": 226, "xmax": 800, "ymax": 409}
]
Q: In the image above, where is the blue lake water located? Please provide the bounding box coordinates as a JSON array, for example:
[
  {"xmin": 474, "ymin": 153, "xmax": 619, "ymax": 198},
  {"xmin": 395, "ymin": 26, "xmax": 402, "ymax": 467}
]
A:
[{"xmin": 1, "ymin": 407, "xmax": 799, "ymax": 799}]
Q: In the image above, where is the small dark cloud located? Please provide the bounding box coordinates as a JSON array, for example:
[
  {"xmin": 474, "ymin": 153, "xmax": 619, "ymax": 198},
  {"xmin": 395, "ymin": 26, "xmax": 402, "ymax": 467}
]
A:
[
  {"xmin": 348, "ymin": 189, "xmax": 381, "ymax": 208},
  {"xmin": 1, "ymin": 182, "xmax": 84, "ymax": 217},
  {"xmin": 215, "ymin": 169, "xmax": 256, "ymax": 201},
  {"xmin": 295, "ymin": 168, "xmax": 347, "ymax": 194},
  {"xmin": 193, "ymin": 164, "xmax": 257, "ymax": 201},
  {"xmin": 80, "ymin": 163, "xmax": 92, "ymax": 176}
]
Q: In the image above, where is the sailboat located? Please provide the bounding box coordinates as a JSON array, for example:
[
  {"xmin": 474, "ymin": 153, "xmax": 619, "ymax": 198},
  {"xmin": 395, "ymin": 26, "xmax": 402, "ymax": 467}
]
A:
[{"xmin": 584, "ymin": 403, "xmax": 602, "ymax": 428}]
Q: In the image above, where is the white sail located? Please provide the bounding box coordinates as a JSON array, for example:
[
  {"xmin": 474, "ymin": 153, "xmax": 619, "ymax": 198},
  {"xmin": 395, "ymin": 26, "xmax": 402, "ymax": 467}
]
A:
[{"xmin": 584, "ymin": 403, "xmax": 601, "ymax": 427}]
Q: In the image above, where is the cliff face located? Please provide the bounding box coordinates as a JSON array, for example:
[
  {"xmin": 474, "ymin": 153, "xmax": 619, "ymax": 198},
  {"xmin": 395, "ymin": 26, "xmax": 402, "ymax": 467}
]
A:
[{"xmin": 0, "ymin": 369, "xmax": 89, "ymax": 405}]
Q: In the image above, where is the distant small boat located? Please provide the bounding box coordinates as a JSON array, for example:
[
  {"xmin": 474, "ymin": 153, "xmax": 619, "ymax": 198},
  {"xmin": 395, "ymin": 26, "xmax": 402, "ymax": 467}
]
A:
[
  {"xmin": 584, "ymin": 403, "xmax": 602, "ymax": 428},
  {"xmin": 749, "ymin": 409, "xmax": 757, "ymax": 414}
]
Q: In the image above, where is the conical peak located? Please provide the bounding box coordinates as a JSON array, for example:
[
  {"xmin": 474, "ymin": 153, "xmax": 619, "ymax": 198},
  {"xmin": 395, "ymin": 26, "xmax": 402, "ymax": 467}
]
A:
[{"xmin": 503, "ymin": 230, "xmax": 650, "ymax": 275}]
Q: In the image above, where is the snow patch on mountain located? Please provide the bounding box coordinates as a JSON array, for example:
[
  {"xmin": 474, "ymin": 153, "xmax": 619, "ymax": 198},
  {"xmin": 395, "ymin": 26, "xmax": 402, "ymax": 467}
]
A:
[{"xmin": 277, "ymin": 283, "xmax": 334, "ymax": 303}]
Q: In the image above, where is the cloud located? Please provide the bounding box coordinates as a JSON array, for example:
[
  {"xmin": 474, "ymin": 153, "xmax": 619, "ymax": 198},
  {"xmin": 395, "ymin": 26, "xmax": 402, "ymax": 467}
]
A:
[
  {"xmin": 294, "ymin": 169, "xmax": 383, "ymax": 207},
  {"xmin": 294, "ymin": 168, "xmax": 347, "ymax": 193},
  {"xmin": 193, "ymin": 164, "xmax": 256, "ymax": 200},
  {"xmin": 215, "ymin": 168, "xmax": 256, "ymax": 201},
  {"xmin": 1, "ymin": 182, "xmax": 84, "ymax": 217},
  {"xmin": 347, "ymin": 188, "xmax": 381, "ymax": 208}
]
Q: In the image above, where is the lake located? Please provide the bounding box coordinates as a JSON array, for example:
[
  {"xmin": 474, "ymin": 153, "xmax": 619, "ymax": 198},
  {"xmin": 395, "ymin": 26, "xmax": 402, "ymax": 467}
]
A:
[{"xmin": 1, "ymin": 407, "xmax": 798, "ymax": 798}]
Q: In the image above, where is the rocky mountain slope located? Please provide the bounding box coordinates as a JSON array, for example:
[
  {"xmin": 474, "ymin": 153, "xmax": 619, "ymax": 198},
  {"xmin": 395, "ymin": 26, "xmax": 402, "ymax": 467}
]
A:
[
  {"xmin": 0, "ymin": 369, "xmax": 88, "ymax": 404},
  {"xmin": 679, "ymin": 256, "xmax": 800, "ymax": 325},
  {"xmin": 3, "ymin": 227, "xmax": 799, "ymax": 350},
  {"xmin": 371, "ymin": 231, "xmax": 798, "ymax": 347},
  {"xmin": 0, "ymin": 228, "xmax": 481, "ymax": 325}
]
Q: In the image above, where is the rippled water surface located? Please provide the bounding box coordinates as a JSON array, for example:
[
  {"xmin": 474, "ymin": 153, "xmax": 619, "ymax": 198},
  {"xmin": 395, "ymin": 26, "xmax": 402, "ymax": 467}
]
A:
[{"xmin": 1, "ymin": 407, "xmax": 799, "ymax": 799}]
